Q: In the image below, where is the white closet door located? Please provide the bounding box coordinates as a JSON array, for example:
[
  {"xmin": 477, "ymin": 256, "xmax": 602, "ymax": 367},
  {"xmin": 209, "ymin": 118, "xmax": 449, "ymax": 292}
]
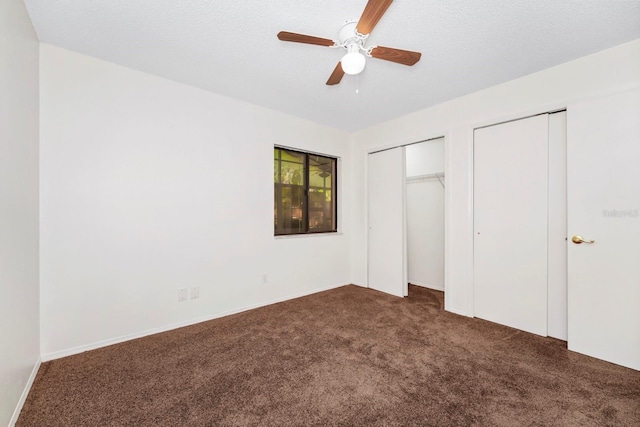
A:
[
  {"xmin": 567, "ymin": 88, "xmax": 640, "ymax": 370},
  {"xmin": 474, "ymin": 114, "xmax": 549, "ymax": 336},
  {"xmin": 368, "ymin": 147, "xmax": 407, "ymax": 298}
]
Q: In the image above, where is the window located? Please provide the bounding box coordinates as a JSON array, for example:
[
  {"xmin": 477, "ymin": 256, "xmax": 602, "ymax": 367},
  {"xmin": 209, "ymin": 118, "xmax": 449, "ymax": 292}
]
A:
[{"xmin": 274, "ymin": 147, "xmax": 337, "ymax": 235}]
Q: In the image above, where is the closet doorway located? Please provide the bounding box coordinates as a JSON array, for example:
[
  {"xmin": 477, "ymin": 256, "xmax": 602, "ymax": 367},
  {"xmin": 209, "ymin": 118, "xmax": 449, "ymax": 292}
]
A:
[
  {"xmin": 406, "ymin": 138, "xmax": 445, "ymax": 294},
  {"xmin": 367, "ymin": 136, "xmax": 447, "ymax": 301}
]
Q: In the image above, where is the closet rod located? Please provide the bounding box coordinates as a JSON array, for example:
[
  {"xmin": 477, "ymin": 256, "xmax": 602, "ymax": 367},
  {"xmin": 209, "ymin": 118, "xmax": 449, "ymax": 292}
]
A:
[{"xmin": 406, "ymin": 172, "xmax": 445, "ymax": 188}]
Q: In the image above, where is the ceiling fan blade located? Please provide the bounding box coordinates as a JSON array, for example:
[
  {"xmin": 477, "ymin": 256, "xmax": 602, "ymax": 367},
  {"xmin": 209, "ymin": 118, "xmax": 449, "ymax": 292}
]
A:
[
  {"xmin": 369, "ymin": 46, "xmax": 421, "ymax": 66},
  {"xmin": 277, "ymin": 31, "xmax": 335, "ymax": 47},
  {"xmin": 326, "ymin": 62, "xmax": 345, "ymax": 85},
  {"xmin": 356, "ymin": 0, "xmax": 393, "ymax": 35}
]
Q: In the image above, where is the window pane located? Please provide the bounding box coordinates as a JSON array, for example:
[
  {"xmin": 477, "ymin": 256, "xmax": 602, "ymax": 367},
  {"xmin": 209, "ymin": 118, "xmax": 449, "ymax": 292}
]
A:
[
  {"xmin": 309, "ymin": 155, "xmax": 333, "ymax": 189},
  {"xmin": 275, "ymin": 184, "xmax": 305, "ymax": 234},
  {"xmin": 281, "ymin": 161, "xmax": 304, "ymax": 185},
  {"xmin": 281, "ymin": 149, "xmax": 304, "ymax": 163},
  {"xmin": 309, "ymin": 155, "xmax": 336, "ymax": 233},
  {"xmin": 308, "ymin": 188, "xmax": 334, "ymax": 232}
]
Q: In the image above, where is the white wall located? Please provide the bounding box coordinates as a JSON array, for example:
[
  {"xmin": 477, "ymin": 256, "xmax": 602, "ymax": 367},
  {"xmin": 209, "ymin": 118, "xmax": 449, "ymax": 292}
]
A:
[
  {"xmin": 0, "ymin": 1, "xmax": 40, "ymax": 425},
  {"xmin": 350, "ymin": 39, "xmax": 640, "ymax": 316},
  {"xmin": 39, "ymin": 45, "xmax": 352, "ymax": 359},
  {"xmin": 406, "ymin": 139, "xmax": 444, "ymax": 290},
  {"xmin": 406, "ymin": 139, "xmax": 444, "ymax": 177}
]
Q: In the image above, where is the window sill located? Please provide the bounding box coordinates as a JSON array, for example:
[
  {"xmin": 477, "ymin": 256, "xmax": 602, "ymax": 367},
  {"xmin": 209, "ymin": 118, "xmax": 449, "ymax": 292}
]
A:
[{"xmin": 275, "ymin": 232, "xmax": 343, "ymax": 240}]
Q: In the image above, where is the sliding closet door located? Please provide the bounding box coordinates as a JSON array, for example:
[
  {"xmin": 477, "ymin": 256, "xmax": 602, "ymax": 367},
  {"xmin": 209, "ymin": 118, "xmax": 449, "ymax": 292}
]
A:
[
  {"xmin": 474, "ymin": 115, "xmax": 549, "ymax": 336},
  {"xmin": 368, "ymin": 147, "xmax": 407, "ymax": 298},
  {"xmin": 547, "ymin": 111, "xmax": 568, "ymax": 340},
  {"xmin": 567, "ymin": 88, "xmax": 640, "ymax": 370}
]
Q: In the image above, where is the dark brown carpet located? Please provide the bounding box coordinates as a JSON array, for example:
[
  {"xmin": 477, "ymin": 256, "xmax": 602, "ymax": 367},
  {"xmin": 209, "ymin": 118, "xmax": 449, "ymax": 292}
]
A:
[{"xmin": 18, "ymin": 285, "xmax": 640, "ymax": 426}]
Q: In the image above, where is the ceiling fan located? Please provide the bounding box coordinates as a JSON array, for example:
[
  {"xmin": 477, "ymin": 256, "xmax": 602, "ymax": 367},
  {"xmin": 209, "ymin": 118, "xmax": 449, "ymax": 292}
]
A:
[{"xmin": 277, "ymin": 0, "xmax": 421, "ymax": 85}]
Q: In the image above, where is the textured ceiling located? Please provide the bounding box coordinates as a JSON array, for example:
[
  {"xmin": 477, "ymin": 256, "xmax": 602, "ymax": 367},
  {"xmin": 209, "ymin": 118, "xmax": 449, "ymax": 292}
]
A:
[{"xmin": 24, "ymin": 0, "xmax": 640, "ymax": 131}]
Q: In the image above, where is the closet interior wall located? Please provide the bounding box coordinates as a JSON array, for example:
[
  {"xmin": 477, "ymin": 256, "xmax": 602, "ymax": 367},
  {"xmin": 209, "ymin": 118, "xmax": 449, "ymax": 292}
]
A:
[{"xmin": 406, "ymin": 138, "xmax": 445, "ymax": 291}]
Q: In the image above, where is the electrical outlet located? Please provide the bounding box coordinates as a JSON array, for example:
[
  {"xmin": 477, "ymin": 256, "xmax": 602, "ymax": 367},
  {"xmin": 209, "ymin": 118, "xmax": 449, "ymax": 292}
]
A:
[
  {"xmin": 262, "ymin": 274, "xmax": 268, "ymax": 284},
  {"xmin": 190, "ymin": 286, "xmax": 200, "ymax": 299},
  {"xmin": 178, "ymin": 288, "xmax": 188, "ymax": 302}
]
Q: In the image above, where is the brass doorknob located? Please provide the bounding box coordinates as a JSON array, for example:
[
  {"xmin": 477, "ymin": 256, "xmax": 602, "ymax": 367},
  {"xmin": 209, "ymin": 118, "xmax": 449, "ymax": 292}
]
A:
[{"xmin": 572, "ymin": 235, "xmax": 595, "ymax": 244}]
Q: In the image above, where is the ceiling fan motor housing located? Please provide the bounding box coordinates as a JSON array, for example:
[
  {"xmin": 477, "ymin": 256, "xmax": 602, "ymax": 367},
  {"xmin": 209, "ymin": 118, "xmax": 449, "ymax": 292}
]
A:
[{"xmin": 338, "ymin": 21, "xmax": 365, "ymax": 48}]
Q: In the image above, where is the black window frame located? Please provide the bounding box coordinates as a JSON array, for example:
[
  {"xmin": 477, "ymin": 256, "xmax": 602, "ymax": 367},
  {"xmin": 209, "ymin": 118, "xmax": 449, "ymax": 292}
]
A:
[{"xmin": 274, "ymin": 147, "xmax": 338, "ymax": 236}]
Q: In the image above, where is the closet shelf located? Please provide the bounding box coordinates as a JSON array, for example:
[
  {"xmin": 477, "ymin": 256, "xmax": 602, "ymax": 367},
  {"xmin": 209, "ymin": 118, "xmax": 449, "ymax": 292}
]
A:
[{"xmin": 406, "ymin": 172, "xmax": 445, "ymax": 188}]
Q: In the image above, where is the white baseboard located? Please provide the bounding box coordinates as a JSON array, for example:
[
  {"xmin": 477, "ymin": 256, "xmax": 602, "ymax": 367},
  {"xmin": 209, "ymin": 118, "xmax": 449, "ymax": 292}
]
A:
[
  {"xmin": 409, "ymin": 281, "xmax": 445, "ymax": 292},
  {"xmin": 9, "ymin": 358, "xmax": 41, "ymax": 427},
  {"xmin": 42, "ymin": 282, "xmax": 351, "ymax": 362},
  {"xmin": 446, "ymin": 307, "xmax": 473, "ymax": 318}
]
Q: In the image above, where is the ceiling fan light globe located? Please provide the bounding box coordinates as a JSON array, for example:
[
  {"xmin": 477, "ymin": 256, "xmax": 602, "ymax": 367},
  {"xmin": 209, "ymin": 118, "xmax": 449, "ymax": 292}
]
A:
[{"xmin": 341, "ymin": 51, "xmax": 366, "ymax": 75}]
